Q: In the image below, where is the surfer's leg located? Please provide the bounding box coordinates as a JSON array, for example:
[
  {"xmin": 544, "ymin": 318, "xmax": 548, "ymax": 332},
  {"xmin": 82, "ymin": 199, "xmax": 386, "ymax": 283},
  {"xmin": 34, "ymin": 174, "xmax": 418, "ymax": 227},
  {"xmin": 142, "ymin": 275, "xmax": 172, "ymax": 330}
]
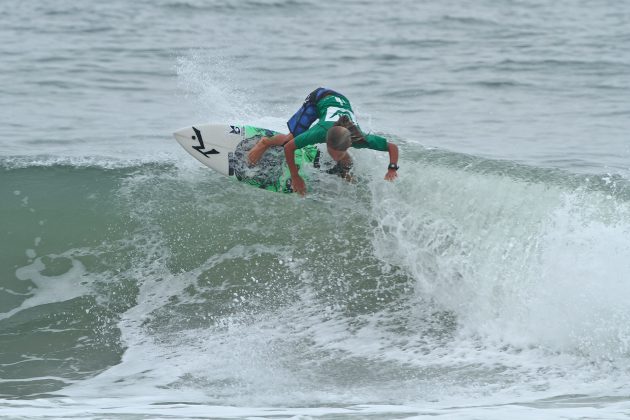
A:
[
  {"xmin": 247, "ymin": 138, "xmax": 271, "ymax": 165},
  {"xmin": 248, "ymin": 133, "xmax": 293, "ymax": 165}
]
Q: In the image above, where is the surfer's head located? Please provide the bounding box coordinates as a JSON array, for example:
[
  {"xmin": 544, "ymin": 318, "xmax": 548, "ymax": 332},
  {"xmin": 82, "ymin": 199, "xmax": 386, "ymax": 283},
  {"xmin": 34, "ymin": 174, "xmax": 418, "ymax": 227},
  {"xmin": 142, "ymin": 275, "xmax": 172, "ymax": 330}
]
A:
[
  {"xmin": 326, "ymin": 115, "xmax": 367, "ymax": 160},
  {"xmin": 326, "ymin": 126, "xmax": 352, "ymax": 161}
]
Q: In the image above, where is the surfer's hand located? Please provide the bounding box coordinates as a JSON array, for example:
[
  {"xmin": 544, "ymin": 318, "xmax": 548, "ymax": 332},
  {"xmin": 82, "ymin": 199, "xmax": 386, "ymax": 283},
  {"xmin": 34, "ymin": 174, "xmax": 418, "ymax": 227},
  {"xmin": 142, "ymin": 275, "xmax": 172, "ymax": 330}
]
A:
[
  {"xmin": 247, "ymin": 137, "xmax": 269, "ymax": 165},
  {"xmin": 291, "ymin": 175, "xmax": 307, "ymax": 196},
  {"xmin": 385, "ymin": 169, "xmax": 398, "ymax": 181}
]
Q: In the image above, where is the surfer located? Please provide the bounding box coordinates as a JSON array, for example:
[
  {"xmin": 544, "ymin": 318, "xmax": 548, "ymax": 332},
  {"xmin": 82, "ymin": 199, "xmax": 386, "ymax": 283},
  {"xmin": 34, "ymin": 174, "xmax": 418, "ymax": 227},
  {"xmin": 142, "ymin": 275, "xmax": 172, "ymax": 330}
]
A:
[{"xmin": 248, "ymin": 88, "xmax": 399, "ymax": 195}]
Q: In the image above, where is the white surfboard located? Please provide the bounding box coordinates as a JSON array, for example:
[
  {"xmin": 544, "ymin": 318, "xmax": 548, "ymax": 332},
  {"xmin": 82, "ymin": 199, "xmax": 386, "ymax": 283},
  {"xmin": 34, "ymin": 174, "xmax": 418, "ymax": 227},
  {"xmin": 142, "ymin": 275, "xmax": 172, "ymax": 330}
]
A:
[
  {"xmin": 173, "ymin": 123, "xmax": 319, "ymax": 193},
  {"xmin": 173, "ymin": 123, "xmax": 246, "ymax": 176}
]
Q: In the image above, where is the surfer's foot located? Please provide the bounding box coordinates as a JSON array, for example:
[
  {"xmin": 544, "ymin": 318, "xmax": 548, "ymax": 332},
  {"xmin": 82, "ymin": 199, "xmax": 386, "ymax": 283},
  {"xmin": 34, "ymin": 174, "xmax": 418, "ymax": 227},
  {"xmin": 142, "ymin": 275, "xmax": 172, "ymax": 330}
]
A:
[{"xmin": 247, "ymin": 137, "xmax": 269, "ymax": 165}]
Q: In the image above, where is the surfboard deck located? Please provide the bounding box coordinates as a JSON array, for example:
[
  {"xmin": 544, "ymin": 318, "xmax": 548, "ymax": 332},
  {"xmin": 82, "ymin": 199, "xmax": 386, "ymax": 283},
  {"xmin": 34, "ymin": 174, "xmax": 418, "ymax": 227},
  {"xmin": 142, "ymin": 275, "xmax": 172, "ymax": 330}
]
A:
[{"xmin": 173, "ymin": 124, "xmax": 319, "ymax": 193}]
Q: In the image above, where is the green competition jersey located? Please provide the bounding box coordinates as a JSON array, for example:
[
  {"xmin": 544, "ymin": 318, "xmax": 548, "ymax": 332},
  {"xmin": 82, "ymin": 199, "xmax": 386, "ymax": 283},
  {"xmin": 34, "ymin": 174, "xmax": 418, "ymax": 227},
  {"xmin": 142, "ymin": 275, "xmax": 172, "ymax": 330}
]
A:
[{"xmin": 293, "ymin": 95, "xmax": 388, "ymax": 151}]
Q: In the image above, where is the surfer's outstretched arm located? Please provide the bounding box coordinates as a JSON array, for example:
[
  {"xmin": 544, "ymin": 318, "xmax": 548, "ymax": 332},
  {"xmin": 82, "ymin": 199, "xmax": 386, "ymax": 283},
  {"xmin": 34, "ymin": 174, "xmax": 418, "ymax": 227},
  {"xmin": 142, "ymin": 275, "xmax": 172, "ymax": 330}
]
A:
[
  {"xmin": 248, "ymin": 133, "xmax": 294, "ymax": 165},
  {"xmin": 384, "ymin": 142, "xmax": 399, "ymax": 181}
]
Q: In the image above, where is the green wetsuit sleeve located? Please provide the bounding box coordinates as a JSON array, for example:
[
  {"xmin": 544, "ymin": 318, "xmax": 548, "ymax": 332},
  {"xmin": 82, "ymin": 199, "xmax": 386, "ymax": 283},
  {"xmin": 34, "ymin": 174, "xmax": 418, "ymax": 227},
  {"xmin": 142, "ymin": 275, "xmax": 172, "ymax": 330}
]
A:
[
  {"xmin": 352, "ymin": 133, "xmax": 389, "ymax": 151},
  {"xmin": 293, "ymin": 123, "xmax": 328, "ymax": 149}
]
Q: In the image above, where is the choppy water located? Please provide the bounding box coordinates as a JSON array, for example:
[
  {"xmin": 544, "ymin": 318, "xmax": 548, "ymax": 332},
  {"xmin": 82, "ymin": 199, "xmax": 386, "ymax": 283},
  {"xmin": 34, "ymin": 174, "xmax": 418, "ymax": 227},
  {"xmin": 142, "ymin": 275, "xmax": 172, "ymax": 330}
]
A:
[{"xmin": 1, "ymin": 0, "xmax": 630, "ymax": 419}]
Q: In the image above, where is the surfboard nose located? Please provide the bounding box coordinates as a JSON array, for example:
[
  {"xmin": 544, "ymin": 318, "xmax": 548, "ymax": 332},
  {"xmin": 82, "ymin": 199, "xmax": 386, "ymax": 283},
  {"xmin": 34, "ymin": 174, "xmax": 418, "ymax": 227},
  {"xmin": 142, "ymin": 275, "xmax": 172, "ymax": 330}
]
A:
[{"xmin": 173, "ymin": 126, "xmax": 195, "ymax": 141}]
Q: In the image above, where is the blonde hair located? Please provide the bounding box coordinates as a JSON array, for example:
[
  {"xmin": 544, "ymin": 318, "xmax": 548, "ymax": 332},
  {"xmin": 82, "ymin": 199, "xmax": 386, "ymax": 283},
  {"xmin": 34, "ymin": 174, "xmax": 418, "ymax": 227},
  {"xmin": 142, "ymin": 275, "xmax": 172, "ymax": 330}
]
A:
[{"xmin": 326, "ymin": 126, "xmax": 351, "ymax": 151}]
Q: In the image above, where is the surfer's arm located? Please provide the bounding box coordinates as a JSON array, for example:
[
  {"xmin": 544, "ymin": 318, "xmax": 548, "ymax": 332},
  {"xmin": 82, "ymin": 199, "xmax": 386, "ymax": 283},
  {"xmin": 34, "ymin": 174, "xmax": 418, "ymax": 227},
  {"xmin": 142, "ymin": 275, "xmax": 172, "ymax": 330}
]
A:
[
  {"xmin": 385, "ymin": 142, "xmax": 399, "ymax": 181},
  {"xmin": 283, "ymin": 139, "xmax": 307, "ymax": 196}
]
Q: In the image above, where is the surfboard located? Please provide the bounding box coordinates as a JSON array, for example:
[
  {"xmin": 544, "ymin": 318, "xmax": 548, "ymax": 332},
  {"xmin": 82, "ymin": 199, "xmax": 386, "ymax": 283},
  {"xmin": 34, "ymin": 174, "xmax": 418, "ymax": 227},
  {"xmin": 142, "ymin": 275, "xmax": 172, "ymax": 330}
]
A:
[{"xmin": 173, "ymin": 124, "xmax": 319, "ymax": 193}]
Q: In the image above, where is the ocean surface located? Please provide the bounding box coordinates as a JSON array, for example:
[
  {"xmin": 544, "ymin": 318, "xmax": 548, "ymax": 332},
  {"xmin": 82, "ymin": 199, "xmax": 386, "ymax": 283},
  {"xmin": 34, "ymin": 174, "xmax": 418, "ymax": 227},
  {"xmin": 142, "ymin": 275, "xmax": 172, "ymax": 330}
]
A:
[{"xmin": 1, "ymin": 0, "xmax": 630, "ymax": 419}]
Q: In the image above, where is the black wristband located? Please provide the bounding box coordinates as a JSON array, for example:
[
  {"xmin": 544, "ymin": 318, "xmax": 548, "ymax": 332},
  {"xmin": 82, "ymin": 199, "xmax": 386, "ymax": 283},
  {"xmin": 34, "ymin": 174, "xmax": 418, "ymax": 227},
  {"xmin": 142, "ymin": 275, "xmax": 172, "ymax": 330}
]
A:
[{"xmin": 388, "ymin": 163, "xmax": 399, "ymax": 171}]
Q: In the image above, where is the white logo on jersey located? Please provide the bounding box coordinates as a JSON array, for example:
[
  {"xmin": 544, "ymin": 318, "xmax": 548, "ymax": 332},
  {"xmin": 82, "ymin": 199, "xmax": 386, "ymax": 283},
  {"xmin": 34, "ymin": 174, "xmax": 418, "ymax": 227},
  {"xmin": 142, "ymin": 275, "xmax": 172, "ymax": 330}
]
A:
[{"xmin": 324, "ymin": 107, "xmax": 356, "ymax": 123}]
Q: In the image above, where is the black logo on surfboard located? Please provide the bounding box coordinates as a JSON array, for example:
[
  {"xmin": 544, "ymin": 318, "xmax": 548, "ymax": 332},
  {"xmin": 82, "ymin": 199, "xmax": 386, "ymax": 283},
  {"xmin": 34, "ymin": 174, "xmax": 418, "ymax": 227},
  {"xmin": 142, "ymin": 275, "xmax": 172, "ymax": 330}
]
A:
[
  {"xmin": 230, "ymin": 125, "xmax": 241, "ymax": 134},
  {"xmin": 191, "ymin": 127, "xmax": 219, "ymax": 157}
]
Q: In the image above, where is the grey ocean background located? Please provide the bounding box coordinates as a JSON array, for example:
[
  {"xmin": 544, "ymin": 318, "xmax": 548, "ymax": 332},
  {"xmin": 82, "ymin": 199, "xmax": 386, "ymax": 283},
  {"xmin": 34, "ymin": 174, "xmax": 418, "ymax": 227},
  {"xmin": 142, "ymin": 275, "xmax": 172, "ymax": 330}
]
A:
[{"xmin": 1, "ymin": 0, "xmax": 630, "ymax": 419}]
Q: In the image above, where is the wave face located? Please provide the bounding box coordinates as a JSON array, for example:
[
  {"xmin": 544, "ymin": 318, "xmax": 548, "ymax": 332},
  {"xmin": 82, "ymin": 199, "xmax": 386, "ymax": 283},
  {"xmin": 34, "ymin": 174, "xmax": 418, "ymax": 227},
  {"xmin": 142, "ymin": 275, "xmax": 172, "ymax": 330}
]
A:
[{"xmin": 2, "ymin": 153, "xmax": 629, "ymax": 417}]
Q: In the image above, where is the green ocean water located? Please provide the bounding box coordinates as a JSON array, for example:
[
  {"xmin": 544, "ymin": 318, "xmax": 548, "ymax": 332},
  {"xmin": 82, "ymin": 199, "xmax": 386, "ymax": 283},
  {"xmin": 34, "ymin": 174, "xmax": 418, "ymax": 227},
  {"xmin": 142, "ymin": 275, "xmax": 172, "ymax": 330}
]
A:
[
  {"xmin": 1, "ymin": 166, "xmax": 135, "ymax": 397},
  {"xmin": 0, "ymin": 162, "xmax": 414, "ymax": 400}
]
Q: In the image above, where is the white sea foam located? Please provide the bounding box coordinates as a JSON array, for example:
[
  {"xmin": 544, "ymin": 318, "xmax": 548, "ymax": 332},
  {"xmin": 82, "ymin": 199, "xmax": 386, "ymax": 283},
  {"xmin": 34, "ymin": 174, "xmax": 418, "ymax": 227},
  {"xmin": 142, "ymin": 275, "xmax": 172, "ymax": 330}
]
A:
[
  {"xmin": 365, "ymin": 154, "xmax": 630, "ymax": 397},
  {"xmin": 1, "ymin": 256, "xmax": 90, "ymax": 321}
]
